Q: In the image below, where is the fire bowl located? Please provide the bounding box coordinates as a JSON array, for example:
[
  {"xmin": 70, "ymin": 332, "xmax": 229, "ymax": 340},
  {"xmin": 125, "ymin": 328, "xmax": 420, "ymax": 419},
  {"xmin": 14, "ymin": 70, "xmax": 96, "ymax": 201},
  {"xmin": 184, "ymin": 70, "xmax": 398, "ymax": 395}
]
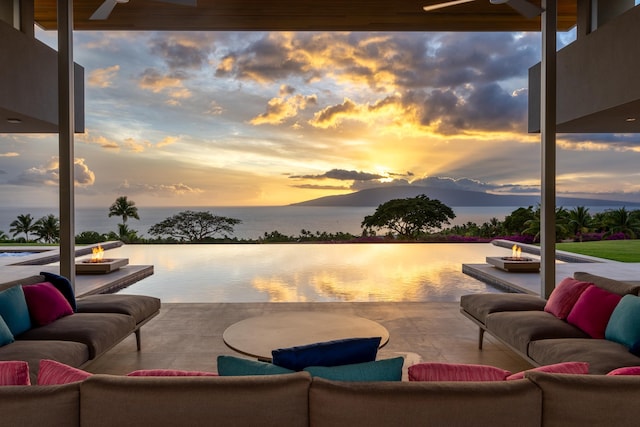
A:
[
  {"xmin": 486, "ymin": 256, "xmax": 540, "ymax": 273},
  {"xmin": 76, "ymin": 258, "xmax": 129, "ymax": 274}
]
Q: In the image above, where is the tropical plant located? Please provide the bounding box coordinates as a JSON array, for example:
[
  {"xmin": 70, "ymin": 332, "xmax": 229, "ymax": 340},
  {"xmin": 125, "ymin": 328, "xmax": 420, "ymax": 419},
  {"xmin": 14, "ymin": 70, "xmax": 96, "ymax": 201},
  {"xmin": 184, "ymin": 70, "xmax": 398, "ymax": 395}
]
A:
[
  {"xmin": 33, "ymin": 214, "xmax": 60, "ymax": 243},
  {"xmin": 9, "ymin": 213, "xmax": 36, "ymax": 242},
  {"xmin": 148, "ymin": 210, "xmax": 242, "ymax": 242},
  {"xmin": 361, "ymin": 195, "xmax": 455, "ymax": 239},
  {"xmin": 502, "ymin": 206, "xmax": 536, "ymax": 235},
  {"xmin": 108, "ymin": 196, "xmax": 140, "ymax": 224},
  {"xmin": 603, "ymin": 207, "xmax": 640, "ymax": 239},
  {"xmin": 522, "ymin": 206, "xmax": 570, "ymax": 242},
  {"xmin": 567, "ymin": 206, "xmax": 594, "ymax": 242},
  {"xmin": 76, "ymin": 231, "xmax": 108, "ymax": 244}
]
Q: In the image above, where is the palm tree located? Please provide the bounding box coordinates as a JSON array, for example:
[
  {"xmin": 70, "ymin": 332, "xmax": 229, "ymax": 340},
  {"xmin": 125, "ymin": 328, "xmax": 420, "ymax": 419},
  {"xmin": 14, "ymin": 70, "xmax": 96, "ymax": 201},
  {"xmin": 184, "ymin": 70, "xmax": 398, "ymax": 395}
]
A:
[
  {"xmin": 9, "ymin": 213, "xmax": 36, "ymax": 242},
  {"xmin": 33, "ymin": 214, "xmax": 60, "ymax": 243},
  {"xmin": 108, "ymin": 196, "xmax": 140, "ymax": 224},
  {"xmin": 522, "ymin": 206, "xmax": 569, "ymax": 242},
  {"xmin": 604, "ymin": 207, "xmax": 640, "ymax": 239},
  {"xmin": 568, "ymin": 206, "xmax": 593, "ymax": 242}
]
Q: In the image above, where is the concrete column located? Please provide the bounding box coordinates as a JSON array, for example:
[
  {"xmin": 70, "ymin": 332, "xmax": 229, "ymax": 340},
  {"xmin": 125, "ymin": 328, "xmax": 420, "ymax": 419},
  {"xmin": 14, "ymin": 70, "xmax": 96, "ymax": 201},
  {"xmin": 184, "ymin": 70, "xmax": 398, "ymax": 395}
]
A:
[
  {"xmin": 58, "ymin": 0, "xmax": 76, "ymax": 288},
  {"xmin": 540, "ymin": 0, "xmax": 557, "ymax": 299},
  {"xmin": 20, "ymin": 0, "xmax": 34, "ymax": 38}
]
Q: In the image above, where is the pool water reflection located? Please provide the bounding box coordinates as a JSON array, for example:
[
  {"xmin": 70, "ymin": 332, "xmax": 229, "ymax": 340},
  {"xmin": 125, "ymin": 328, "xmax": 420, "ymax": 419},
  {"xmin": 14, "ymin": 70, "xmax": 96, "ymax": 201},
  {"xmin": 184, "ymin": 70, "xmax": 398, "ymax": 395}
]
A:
[{"xmin": 111, "ymin": 243, "xmax": 521, "ymax": 303}]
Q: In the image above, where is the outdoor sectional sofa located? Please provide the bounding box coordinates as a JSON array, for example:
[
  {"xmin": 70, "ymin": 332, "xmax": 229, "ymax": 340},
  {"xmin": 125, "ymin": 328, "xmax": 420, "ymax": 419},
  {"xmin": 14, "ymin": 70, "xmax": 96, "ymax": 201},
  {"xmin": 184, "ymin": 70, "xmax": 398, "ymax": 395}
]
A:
[
  {"xmin": 2, "ymin": 370, "xmax": 640, "ymax": 427},
  {"xmin": 460, "ymin": 272, "xmax": 640, "ymax": 374},
  {"xmin": 0, "ymin": 274, "xmax": 160, "ymax": 383}
]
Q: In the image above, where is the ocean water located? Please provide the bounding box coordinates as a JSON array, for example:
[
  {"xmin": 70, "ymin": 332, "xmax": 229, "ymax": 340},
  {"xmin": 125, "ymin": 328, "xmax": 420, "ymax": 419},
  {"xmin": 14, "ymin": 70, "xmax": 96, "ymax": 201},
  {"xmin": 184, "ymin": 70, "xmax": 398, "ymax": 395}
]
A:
[{"xmin": 0, "ymin": 205, "xmax": 629, "ymax": 240}]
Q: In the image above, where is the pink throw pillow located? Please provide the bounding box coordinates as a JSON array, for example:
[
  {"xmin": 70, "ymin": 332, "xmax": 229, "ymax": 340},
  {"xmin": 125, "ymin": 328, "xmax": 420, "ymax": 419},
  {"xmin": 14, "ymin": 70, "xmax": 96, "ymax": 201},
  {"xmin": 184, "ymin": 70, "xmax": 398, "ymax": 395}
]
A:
[
  {"xmin": 408, "ymin": 363, "xmax": 511, "ymax": 382},
  {"xmin": 37, "ymin": 359, "xmax": 92, "ymax": 385},
  {"xmin": 506, "ymin": 362, "xmax": 589, "ymax": 380},
  {"xmin": 567, "ymin": 285, "xmax": 622, "ymax": 338},
  {"xmin": 607, "ymin": 366, "xmax": 640, "ymax": 376},
  {"xmin": 127, "ymin": 369, "xmax": 218, "ymax": 377},
  {"xmin": 544, "ymin": 277, "xmax": 592, "ymax": 319},
  {"xmin": 22, "ymin": 282, "xmax": 74, "ymax": 326},
  {"xmin": 0, "ymin": 361, "xmax": 30, "ymax": 385}
]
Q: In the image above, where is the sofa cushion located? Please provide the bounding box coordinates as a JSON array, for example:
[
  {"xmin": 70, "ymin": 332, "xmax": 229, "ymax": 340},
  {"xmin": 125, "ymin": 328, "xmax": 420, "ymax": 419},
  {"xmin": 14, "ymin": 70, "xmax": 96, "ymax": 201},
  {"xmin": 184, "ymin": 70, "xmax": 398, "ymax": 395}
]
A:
[
  {"xmin": 17, "ymin": 312, "xmax": 135, "ymax": 359},
  {"xmin": 526, "ymin": 371, "xmax": 640, "ymax": 427},
  {"xmin": 308, "ymin": 376, "xmax": 542, "ymax": 427},
  {"xmin": 272, "ymin": 337, "xmax": 381, "ymax": 371},
  {"xmin": 605, "ymin": 294, "xmax": 640, "ymax": 350},
  {"xmin": 76, "ymin": 294, "xmax": 160, "ymax": 325},
  {"xmin": 0, "ymin": 315, "xmax": 15, "ymax": 346},
  {"xmin": 485, "ymin": 311, "xmax": 588, "ymax": 354},
  {"xmin": 81, "ymin": 372, "xmax": 311, "ymax": 427},
  {"xmin": 0, "ymin": 360, "xmax": 30, "ymax": 385},
  {"xmin": 37, "ymin": 359, "xmax": 92, "ymax": 385},
  {"xmin": 128, "ymin": 369, "xmax": 218, "ymax": 377},
  {"xmin": 408, "ymin": 362, "xmax": 511, "ymax": 382},
  {"xmin": 22, "ymin": 282, "xmax": 74, "ymax": 326},
  {"xmin": 217, "ymin": 355, "xmax": 294, "ymax": 376},
  {"xmin": 304, "ymin": 357, "xmax": 403, "ymax": 382},
  {"xmin": 506, "ymin": 361, "xmax": 589, "ymax": 380},
  {"xmin": 544, "ymin": 277, "xmax": 591, "ymax": 320},
  {"xmin": 460, "ymin": 293, "xmax": 546, "ymax": 324},
  {"xmin": 40, "ymin": 271, "xmax": 77, "ymax": 312},
  {"xmin": 567, "ymin": 285, "xmax": 621, "ymax": 339},
  {"xmin": 607, "ymin": 366, "xmax": 640, "ymax": 376},
  {"xmin": 528, "ymin": 338, "xmax": 640, "ymax": 375},
  {"xmin": 573, "ymin": 272, "xmax": 640, "ymax": 296},
  {"xmin": 0, "ymin": 286, "xmax": 31, "ymax": 336}
]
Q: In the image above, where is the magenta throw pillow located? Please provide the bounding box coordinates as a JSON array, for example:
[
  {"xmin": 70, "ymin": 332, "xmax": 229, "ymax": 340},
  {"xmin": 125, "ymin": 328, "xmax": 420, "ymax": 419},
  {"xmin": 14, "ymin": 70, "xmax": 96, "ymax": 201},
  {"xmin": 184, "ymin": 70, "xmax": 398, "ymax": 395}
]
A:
[
  {"xmin": 408, "ymin": 363, "xmax": 511, "ymax": 382},
  {"xmin": 127, "ymin": 369, "xmax": 218, "ymax": 377},
  {"xmin": 607, "ymin": 366, "xmax": 640, "ymax": 376},
  {"xmin": 37, "ymin": 360, "xmax": 92, "ymax": 385},
  {"xmin": 22, "ymin": 282, "xmax": 74, "ymax": 327},
  {"xmin": 567, "ymin": 285, "xmax": 622, "ymax": 338},
  {"xmin": 506, "ymin": 361, "xmax": 589, "ymax": 380},
  {"xmin": 0, "ymin": 361, "xmax": 30, "ymax": 385},
  {"xmin": 544, "ymin": 277, "xmax": 592, "ymax": 319}
]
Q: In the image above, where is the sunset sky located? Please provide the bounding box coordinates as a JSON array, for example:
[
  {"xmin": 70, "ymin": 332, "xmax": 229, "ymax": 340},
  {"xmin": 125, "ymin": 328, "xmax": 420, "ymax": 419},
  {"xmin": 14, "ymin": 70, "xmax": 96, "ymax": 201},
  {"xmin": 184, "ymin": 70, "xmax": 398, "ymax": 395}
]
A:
[{"xmin": 1, "ymin": 27, "xmax": 639, "ymax": 208}]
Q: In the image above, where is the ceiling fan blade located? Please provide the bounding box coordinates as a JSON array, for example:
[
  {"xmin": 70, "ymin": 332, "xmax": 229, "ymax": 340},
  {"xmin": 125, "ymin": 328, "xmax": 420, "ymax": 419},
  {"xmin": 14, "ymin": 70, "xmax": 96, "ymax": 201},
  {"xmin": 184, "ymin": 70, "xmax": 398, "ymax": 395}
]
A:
[
  {"xmin": 503, "ymin": 0, "xmax": 544, "ymax": 19},
  {"xmin": 90, "ymin": 0, "xmax": 121, "ymax": 20},
  {"xmin": 422, "ymin": 0, "xmax": 477, "ymax": 12}
]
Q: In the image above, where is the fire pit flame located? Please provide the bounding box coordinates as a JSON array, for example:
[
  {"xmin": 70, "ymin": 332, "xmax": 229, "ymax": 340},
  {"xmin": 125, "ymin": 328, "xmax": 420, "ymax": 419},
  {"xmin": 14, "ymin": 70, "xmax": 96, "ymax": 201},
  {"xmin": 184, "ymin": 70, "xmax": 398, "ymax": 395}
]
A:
[
  {"xmin": 500, "ymin": 244, "xmax": 533, "ymax": 261},
  {"xmin": 89, "ymin": 245, "xmax": 105, "ymax": 263}
]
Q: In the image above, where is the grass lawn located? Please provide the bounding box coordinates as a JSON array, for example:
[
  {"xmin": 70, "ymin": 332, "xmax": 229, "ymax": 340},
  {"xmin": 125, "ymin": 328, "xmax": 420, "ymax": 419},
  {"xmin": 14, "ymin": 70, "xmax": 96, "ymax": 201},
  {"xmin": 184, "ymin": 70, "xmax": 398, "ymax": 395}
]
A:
[{"xmin": 557, "ymin": 240, "xmax": 640, "ymax": 262}]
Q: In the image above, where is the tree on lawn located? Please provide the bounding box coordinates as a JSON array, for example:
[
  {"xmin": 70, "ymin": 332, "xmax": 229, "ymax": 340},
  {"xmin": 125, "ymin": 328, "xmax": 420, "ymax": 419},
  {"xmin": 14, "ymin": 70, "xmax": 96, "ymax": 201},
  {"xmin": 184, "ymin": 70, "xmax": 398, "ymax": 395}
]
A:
[
  {"xmin": 361, "ymin": 195, "xmax": 455, "ymax": 239},
  {"xmin": 34, "ymin": 214, "xmax": 60, "ymax": 243},
  {"xmin": 148, "ymin": 210, "xmax": 242, "ymax": 242},
  {"xmin": 10, "ymin": 213, "xmax": 36, "ymax": 242},
  {"xmin": 108, "ymin": 196, "xmax": 140, "ymax": 225}
]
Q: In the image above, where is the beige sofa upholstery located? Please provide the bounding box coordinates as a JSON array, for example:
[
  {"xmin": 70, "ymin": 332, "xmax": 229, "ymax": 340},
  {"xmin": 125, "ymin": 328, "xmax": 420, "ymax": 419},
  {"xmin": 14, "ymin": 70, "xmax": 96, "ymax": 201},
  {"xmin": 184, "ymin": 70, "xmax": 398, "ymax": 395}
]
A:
[{"xmin": 1, "ymin": 371, "xmax": 640, "ymax": 427}]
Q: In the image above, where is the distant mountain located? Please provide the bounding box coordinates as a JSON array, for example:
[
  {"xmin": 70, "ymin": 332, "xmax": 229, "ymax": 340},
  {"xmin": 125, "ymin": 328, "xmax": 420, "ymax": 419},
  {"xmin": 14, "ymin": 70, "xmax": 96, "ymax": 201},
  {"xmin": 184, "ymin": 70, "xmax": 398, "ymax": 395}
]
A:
[{"xmin": 290, "ymin": 185, "xmax": 640, "ymax": 208}]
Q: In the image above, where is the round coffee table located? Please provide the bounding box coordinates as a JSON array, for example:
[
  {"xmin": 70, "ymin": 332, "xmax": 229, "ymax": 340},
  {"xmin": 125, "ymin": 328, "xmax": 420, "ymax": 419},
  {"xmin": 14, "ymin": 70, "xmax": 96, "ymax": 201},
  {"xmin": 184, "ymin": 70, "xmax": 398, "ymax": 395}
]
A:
[{"xmin": 223, "ymin": 311, "xmax": 390, "ymax": 361}]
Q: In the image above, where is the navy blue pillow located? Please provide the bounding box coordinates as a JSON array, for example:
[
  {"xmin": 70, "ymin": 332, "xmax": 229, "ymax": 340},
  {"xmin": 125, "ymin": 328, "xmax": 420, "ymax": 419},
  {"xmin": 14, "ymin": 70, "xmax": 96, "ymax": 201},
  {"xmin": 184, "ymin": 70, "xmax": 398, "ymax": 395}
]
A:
[
  {"xmin": 271, "ymin": 337, "xmax": 381, "ymax": 371},
  {"xmin": 40, "ymin": 272, "xmax": 77, "ymax": 312}
]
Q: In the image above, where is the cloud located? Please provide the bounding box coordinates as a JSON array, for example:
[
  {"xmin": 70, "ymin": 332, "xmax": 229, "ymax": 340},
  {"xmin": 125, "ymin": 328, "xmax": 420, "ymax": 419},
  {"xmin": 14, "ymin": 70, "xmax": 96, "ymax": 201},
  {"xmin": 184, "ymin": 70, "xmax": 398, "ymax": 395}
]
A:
[
  {"xmin": 291, "ymin": 168, "xmax": 385, "ymax": 181},
  {"xmin": 250, "ymin": 93, "xmax": 318, "ymax": 125},
  {"xmin": 116, "ymin": 180, "xmax": 203, "ymax": 197},
  {"xmin": 157, "ymin": 136, "xmax": 180, "ymax": 148},
  {"xmin": 149, "ymin": 34, "xmax": 213, "ymax": 70},
  {"xmin": 138, "ymin": 68, "xmax": 187, "ymax": 93},
  {"xmin": 291, "ymin": 184, "xmax": 351, "ymax": 190},
  {"xmin": 88, "ymin": 65, "xmax": 120, "ymax": 88},
  {"xmin": 11, "ymin": 157, "xmax": 95, "ymax": 188},
  {"xmin": 0, "ymin": 152, "xmax": 19, "ymax": 157}
]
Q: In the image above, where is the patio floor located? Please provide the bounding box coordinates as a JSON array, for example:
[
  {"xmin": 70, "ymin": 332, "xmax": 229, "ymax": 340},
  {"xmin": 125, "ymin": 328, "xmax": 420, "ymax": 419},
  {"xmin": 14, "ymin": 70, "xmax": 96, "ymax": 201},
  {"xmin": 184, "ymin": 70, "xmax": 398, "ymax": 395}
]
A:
[{"xmin": 84, "ymin": 301, "xmax": 534, "ymax": 377}]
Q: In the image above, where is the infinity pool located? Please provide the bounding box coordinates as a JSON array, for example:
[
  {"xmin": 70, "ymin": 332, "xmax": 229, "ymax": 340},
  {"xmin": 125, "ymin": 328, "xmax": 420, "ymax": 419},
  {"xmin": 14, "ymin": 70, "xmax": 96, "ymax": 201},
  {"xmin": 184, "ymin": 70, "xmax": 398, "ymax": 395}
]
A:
[{"xmin": 110, "ymin": 243, "xmax": 520, "ymax": 303}]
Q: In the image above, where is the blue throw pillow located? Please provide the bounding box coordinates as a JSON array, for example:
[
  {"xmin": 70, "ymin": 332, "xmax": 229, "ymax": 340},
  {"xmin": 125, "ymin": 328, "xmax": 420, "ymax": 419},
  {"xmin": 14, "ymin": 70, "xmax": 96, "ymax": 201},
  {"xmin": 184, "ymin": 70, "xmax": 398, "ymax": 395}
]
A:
[
  {"xmin": 0, "ymin": 286, "xmax": 31, "ymax": 336},
  {"xmin": 605, "ymin": 294, "xmax": 640, "ymax": 349},
  {"xmin": 0, "ymin": 316, "xmax": 15, "ymax": 347},
  {"xmin": 217, "ymin": 355, "xmax": 295, "ymax": 376},
  {"xmin": 304, "ymin": 357, "xmax": 404, "ymax": 382},
  {"xmin": 40, "ymin": 272, "xmax": 77, "ymax": 312},
  {"xmin": 271, "ymin": 337, "xmax": 382, "ymax": 371}
]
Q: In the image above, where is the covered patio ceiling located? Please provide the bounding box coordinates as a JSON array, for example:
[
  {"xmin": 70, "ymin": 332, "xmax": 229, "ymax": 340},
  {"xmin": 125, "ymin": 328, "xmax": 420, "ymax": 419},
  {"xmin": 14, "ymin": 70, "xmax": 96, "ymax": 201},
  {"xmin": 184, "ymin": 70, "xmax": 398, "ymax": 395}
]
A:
[{"xmin": 34, "ymin": 0, "xmax": 577, "ymax": 32}]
